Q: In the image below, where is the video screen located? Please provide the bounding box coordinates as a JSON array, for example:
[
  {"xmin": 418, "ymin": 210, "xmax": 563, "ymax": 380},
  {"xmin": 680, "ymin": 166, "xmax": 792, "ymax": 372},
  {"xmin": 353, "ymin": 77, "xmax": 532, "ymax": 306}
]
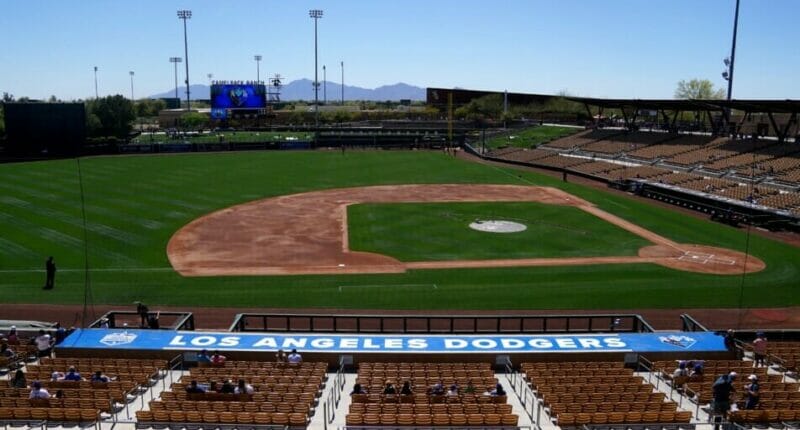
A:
[{"xmin": 211, "ymin": 84, "xmax": 266, "ymax": 109}]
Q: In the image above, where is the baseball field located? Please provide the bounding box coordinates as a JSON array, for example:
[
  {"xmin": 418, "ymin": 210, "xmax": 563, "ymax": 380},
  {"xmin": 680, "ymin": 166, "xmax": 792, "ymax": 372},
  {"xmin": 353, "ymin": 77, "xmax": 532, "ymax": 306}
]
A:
[{"xmin": 0, "ymin": 150, "xmax": 798, "ymax": 312}]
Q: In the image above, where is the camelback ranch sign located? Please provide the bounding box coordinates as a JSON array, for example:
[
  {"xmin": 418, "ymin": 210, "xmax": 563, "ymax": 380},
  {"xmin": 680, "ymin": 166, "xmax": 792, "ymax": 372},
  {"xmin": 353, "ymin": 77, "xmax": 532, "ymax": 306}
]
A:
[{"xmin": 61, "ymin": 330, "xmax": 726, "ymax": 354}]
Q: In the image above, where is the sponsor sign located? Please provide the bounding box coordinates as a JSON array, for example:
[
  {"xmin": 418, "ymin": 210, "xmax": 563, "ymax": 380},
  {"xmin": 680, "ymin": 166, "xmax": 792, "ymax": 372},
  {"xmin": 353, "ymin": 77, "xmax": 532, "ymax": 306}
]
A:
[{"xmin": 60, "ymin": 330, "xmax": 725, "ymax": 354}]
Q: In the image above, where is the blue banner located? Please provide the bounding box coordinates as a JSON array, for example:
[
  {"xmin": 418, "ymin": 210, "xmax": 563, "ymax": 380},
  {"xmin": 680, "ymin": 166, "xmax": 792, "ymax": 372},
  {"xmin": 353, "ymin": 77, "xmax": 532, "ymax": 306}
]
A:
[{"xmin": 60, "ymin": 330, "xmax": 725, "ymax": 354}]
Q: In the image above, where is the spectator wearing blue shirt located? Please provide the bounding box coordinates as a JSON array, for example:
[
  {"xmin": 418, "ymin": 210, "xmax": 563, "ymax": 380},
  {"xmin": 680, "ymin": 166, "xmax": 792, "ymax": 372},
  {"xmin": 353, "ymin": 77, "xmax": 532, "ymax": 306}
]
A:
[{"xmin": 63, "ymin": 366, "xmax": 82, "ymax": 381}]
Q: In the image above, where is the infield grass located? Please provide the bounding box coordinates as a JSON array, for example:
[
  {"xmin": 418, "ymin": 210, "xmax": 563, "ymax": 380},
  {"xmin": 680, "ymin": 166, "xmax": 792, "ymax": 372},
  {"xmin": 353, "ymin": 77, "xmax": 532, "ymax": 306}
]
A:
[
  {"xmin": 348, "ymin": 202, "xmax": 650, "ymax": 261},
  {"xmin": 0, "ymin": 150, "xmax": 798, "ymax": 310}
]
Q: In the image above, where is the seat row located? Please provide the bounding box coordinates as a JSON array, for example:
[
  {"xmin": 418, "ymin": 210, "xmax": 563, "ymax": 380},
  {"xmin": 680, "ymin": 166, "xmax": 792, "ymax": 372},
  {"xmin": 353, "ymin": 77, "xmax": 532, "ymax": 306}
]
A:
[
  {"xmin": 185, "ymin": 371, "xmax": 324, "ymax": 385},
  {"xmin": 215, "ymin": 361, "xmax": 326, "ymax": 371},
  {"xmin": 40, "ymin": 357, "xmax": 166, "ymax": 368},
  {"xmin": 521, "ymin": 361, "xmax": 626, "ymax": 371},
  {"xmin": 529, "ymin": 375, "xmax": 643, "ymax": 389},
  {"xmin": 0, "ymin": 386, "xmax": 129, "ymax": 404},
  {"xmin": 136, "ymin": 410, "xmax": 308, "ymax": 427},
  {"xmin": 190, "ymin": 366, "xmax": 326, "ymax": 379},
  {"xmin": 554, "ymin": 410, "xmax": 692, "ymax": 426},
  {"xmin": 524, "ymin": 368, "xmax": 634, "ymax": 378},
  {"xmin": 345, "ymin": 412, "xmax": 519, "ymax": 427},
  {"xmin": 541, "ymin": 391, "xmax": 665, "ymax": 407},
  {"xmin": 360, "ymin": 362, "xmax": 491, "ymax": 371},
  {"xmin": 728, "ymin": 409, "xmax": 800, "ymax": 424},
  {"xmin": 351, "ymin": 393, "xmax": 507, "ymax": 404},
  {"xmin": 0, "ymin": 397, "xmax": 113, "ymax": 413},
  {"xmin": 160, "ymin": 390, "xmax": 315, "ymax": 405},
  {"xmin": 149, "ymin": 400, "xmax": 310, "ymax": 414},
  {"xmin": 549, "ymin": 401, "xmax": 677, "ymax": 415},
  {"xmin": 0, "ymin": 407, "xmax": 100, "ymax": 423},
  {"xmin": 356, "ymin": 377, "xmax": 498, "ymax": 391},
  {"xmin": 349, "ymin": 402, "xmax": 513, "ymax": 415},
  {"xmin": 537, "ymin": 382, "xmax": 654, "ymax": 395}
]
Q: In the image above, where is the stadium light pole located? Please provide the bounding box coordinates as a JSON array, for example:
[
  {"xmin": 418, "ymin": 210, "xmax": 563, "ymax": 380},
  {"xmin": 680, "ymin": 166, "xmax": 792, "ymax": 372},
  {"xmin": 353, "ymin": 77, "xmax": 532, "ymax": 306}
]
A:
[
  {"xmin": 309, "ymin": 9, "xmax": 323, "ymax": 127},
  {"xmin": 177, "ymin": 10, "xmax": 192, "ymax": 111},
  {"xmin": 169, "ymin": 57, "xmax": 182, "ymax": 103},
  {"xmin": 207, "ymin": 73, "xmax": 213, "ymax": 85},
  {"xmin": 93, "ymin": 66, "xmax": 99, "ymax": 99},
  {"xmin": 340, "ymin": 61, "xmax": 344, "ymax": 105},
  {"xmin": 254, "ymin": 55, "xmax": 262, "ymax": 83},
  {"xmin": 129, "ymin": 71, "xmax": 135, "ymax": 100},
  {"xmin": 323, "ymin": 65, "xmax": 327, "ymax": 105},
  {"xmin": 726, "ymin": 0, "xmax": 740, "ymax": 102}
]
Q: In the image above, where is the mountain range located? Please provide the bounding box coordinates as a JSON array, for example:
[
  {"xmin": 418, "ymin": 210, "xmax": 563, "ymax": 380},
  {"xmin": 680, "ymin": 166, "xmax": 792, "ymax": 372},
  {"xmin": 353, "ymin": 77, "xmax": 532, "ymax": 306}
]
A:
[{"xmin": 150, "ymin": 79, "xmax": 426, "ymax": 102}]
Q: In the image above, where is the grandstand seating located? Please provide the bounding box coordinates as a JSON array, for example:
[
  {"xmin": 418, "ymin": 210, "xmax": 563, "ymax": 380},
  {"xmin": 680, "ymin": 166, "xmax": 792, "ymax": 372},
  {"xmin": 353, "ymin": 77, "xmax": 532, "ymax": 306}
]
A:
[
  {"xmin": 135, "ymin": 361, "xmax": 326, "ymax": 428},
  {"xmin": 345, "ymin": 362, "xmax": 517, "ymax": 427},
  {"xmin": 521, "ymin": 361, "xmax": 693, "ymax": 427}
]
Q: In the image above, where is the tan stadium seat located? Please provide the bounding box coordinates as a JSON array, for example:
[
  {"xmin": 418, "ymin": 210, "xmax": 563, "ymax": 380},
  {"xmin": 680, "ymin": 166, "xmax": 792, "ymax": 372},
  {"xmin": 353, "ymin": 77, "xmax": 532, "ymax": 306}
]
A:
[
  {"xmin": 450, "ymin": 413, "xmax": 468, "ymax": 426},
  {"xmin": 252, "ymin": 412, "xmax": 271, "ymax": 425},
  {"xmin": 414, "ymin": 413, "xmax": 432, "ymax": 425},
  {"xmin": 502, "ymin": 413, "xmax": 519, "ymax": 426},
  {"xmin": 236, "ymin": 411, "xmax": 254, "ymax": 424}
]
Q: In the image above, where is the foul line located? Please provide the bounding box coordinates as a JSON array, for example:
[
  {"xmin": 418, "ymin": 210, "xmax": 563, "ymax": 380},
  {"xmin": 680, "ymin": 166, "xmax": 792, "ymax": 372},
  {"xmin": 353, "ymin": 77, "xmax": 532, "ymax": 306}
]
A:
[{"xmin": 338, "ymin": 283, "xmax": 438, "ymax": 292}]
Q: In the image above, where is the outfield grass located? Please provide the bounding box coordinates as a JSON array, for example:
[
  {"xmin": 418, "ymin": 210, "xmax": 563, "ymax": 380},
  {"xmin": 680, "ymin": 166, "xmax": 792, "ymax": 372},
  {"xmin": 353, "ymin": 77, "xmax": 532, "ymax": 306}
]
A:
[
  {"xmin": 0, "ymin": 150, "xmax": 798, "ymax": 310},
  {"xmin": 486, "ymin": 125, "xmax": 579, "ymax": 149},
  {"xmin": 348, "ymin": 202, "xmax": 650, "ymax": 261}
]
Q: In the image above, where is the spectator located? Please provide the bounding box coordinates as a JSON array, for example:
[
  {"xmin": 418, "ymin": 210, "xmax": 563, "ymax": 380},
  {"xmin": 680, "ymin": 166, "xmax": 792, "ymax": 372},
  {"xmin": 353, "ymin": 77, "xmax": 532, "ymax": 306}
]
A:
[
  {"xmin": 196, "ymin": 349, "xmax": 211, "ymax": 363},
  {"xmin": 29, "ymin": 381, "xmax": 50, "ymax": 399},
  {"xmin": 91, "ymin": 371, "xmax": 110, "ymax": 383},
  {"xmin": 0, "ymin": 341, "xmax": 15, "ymax": 359},
  {"xmin": 672, "ymin": 361, "xmax": 688, "ymax": 379},
  {"xmin": 275, "ymin": 349, "xmax": 287, "ymax": 364},
  {"xmin": 744, "ymin": 374, "xmax": 760, "ymax": 410},
  {"xmin": 147, "ymin": 312, "xmax": 160, "ymax": 329},
  {"xmin": 350, "ymin": 383, "xmax": 366, "ymax": 395},
  {"xmin": 429, "ymin": 382, "xmax": 444, "ymax": 396},
  {"xmin": 446, "ymin": 384, "xmax": 459, "ymax": 396},
  {"xmin": 400, "ymin": 381, "xmax": 413, "ymax": 395},
  {"xmin": 50, "ymin": 371, "xmax": 65, "ymax": 381},
  {"xmin": 220, "ymin": 379, "xmax": 235, "ymax": 394},
  {"xmin": 689, "ymin": 363, "xmax": 704, "ymax": 381},
  {"xmin": 234, "ymin": 379, "xmax": 254, "ymax": 395},
  {"xmin": 723, "ymin": 329, "xmax": 736, "ymax": 351},
  {"xmin": 185, "ymin": 380, "xmax": 206, "ymax": 394},
  {"xmin": 99, "ymin": 318, "xmax": 110, "ymax": 329},
  {"xmin": 711, "ymin": 372, "xmax": 737, "ymax": 416},
  {"xmin": 463, "ymin": 381, "xmax": 476, "ymax": 394},
  {"xmin": 287, "ymin": 349, "xmax": 302, "ymax": 364},
  {"xmin": 7, "ymin": 326, "xmax": 19, "ymax": 345},
  {"xmin": 9, "ymin": 369, "xmax": 27, "ymax": 388},
  {"xmin": 54, "ymin": 323, "xmax": 67, "ymax": 345},
  {"xmin": 135, "ymin": 302, "xmax": 149, "ymax": 327},
  {"xmin": 382, "ymin": 382, "xmax": 397, "ymax": 395},
  {"xmin": 489, "ymin": 383, "xmax": 506, "ymax": 397},
  {"xmin": 208, "ymin": 380, "xmax": 219, "ymax": 393},
  {"xmin": 34, "ymin": 330, "xmax": 53, "ymax": 358},
  {"xmin": 210, "ymin": 350, "xmax": 227, "ymax": 365},
  {"xmin": 752, "ymin": 332, "xmax": 767, "ymax": 367},
  {"xmin": 63, "ymin": 366, "xmax": 82, "ymax": 381}
]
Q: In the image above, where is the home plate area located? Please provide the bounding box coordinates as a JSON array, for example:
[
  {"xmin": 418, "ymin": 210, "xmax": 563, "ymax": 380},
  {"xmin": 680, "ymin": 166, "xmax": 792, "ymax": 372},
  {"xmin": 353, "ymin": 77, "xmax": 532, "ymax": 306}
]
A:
[{"xmin": 678, "ymin": 250, "xmax": 736, "ymax": 266}]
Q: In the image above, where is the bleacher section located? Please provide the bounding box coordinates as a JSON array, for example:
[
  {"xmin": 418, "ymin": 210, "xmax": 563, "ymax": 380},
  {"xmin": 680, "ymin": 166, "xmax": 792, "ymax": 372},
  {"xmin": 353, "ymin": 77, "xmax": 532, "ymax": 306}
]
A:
[
  {"xmin": 654, "ymin": 359, "xmax": 800, "ymax": 426},
  {"xmin": 522, "ymin": 361, "xmax": 693, "ymax": 427},
  {"xmin": 487, "ymin": 129, "xmax": 800, "ymax": 219},
  {"xmin": 345, "ymin": 362, "xmax": 519, "ymax": 427},
  {"xmin": 135, "ymin": 360, "xmax": 326, "ymax": 428}
]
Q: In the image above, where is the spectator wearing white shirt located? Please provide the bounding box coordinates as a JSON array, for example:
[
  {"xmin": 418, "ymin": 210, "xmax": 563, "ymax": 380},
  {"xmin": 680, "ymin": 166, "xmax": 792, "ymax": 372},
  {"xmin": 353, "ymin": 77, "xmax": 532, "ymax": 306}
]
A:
[{"xmin": 29, "ymin": 381, "xmax": 50, "ymax": 399}]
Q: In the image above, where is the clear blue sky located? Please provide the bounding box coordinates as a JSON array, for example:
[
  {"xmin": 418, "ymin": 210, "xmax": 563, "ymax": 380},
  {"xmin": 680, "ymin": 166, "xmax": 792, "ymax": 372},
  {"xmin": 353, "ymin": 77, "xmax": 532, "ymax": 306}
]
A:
[{"xmin": 1, "ymin": 0, "xmax": 798, "ymax": 101}]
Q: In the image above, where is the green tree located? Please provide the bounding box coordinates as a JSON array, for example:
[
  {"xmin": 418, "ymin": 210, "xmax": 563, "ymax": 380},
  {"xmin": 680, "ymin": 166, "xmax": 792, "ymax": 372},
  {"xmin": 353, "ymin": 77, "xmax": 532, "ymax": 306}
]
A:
[
  {"xmin": 180, "ymin": 111, "xmax": 208, "ymax": 130},
  {"xmin": 454, "ymin": 94, "xmax": 504, "ymax": 121},
  {"xmin": 86, "ymin": 95, "xmax": 135, "ymax": 138},
  {"xmin": 675, "ymin": 79, "xmax": 726, "ymax": 99},
  {"xmin": 135, "ymin": 99, "xmax": 167, "ymax": 118}
]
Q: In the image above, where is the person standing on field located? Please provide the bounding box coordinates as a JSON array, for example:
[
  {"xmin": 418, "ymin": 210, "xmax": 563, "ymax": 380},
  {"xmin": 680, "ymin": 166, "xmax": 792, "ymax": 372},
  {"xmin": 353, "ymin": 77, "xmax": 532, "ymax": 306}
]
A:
[{"xmin": 43, "ymin": 256, "xmax": 56, "ymax": 289}]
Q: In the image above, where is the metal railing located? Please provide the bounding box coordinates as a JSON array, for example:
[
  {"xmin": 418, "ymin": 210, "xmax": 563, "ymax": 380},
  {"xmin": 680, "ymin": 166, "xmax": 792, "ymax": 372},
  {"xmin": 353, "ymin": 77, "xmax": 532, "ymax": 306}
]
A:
[
  {"xmin": 680, "ymin": 314, "xmax": 710, "ymax": 332},
  {"xmin": 324, "ymin": 356, "xmax": 347, "ymax": 430},
  {"xmin": 503, "ymin": 357, "xmax": 541, "ymax": 430},
  {"xmin": 229, "ymin": 313, "xmax": 655, "ymax": 334},
  {"xmin": 638, "ymin": 355, "xmax": 702, "ymax": 418}
]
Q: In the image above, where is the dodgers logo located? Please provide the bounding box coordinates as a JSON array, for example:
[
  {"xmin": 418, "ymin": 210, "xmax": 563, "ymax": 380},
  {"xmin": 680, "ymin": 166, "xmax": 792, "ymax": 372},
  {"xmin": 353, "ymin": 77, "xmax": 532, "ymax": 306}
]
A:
[
  {"xmin": 658, "ymin": 335, "xmax": 697, "ymax": 349},
  {"xmin": 99, "ymin": 332, "xmax": 137, "ymax": 347}
]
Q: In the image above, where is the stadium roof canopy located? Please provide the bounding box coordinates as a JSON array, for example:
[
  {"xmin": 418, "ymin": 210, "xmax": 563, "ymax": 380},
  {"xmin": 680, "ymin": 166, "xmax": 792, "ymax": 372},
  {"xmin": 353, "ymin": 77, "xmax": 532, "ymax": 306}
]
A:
[{"xmin": 566, "ymin": 97, "xmax": 800, "ymax": 114}]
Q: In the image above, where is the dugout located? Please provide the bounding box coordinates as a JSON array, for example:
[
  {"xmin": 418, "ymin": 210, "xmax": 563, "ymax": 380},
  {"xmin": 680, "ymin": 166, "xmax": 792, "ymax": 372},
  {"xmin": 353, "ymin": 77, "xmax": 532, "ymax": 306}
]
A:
[{"xmin": 3, "ymin": 102, "xmax": 85, "ymax": 157}]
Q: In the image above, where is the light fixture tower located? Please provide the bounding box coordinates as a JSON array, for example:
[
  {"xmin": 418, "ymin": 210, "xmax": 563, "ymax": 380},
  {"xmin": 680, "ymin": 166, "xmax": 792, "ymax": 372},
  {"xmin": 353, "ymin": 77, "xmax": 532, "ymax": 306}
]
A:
[
  {"xmin": 93, "ymin": 66, "xmax": 99, "ymax": 99},
  {"xmin": 207, "ymin": 73, "xmax": 213, "ymax": 85},
  {"xmin": 254, "ymin": 55, "xmax": 262, "ymax": 83},
  {"xmin": 323, "ymin": 65, "xmax": 327, "ymax": 104},
  {"xmin": 309, "ymin": 9, "xmax": 323, "ymax": 127},
  {"xmin": 177, "ymin": 9, "xmax": 192, "ymax": 111},
  {"xmin": 725, "ymin": 0, "xmax": 740, "ymax": 102},
  {"xmin": 129, "ymin": 71, "xmax": 135, "ymax": 100},
  {"xmin": 169, "ymin": 57, "xmax": 182, "ymax": 102}
]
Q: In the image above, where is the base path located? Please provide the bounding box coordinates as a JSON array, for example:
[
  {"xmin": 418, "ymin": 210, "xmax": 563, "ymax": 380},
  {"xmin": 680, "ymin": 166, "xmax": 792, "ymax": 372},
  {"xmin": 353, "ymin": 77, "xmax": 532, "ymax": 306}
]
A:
[{"xmin": 167, "ymin": 184, "xmax": 764, "ymax": 276}]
